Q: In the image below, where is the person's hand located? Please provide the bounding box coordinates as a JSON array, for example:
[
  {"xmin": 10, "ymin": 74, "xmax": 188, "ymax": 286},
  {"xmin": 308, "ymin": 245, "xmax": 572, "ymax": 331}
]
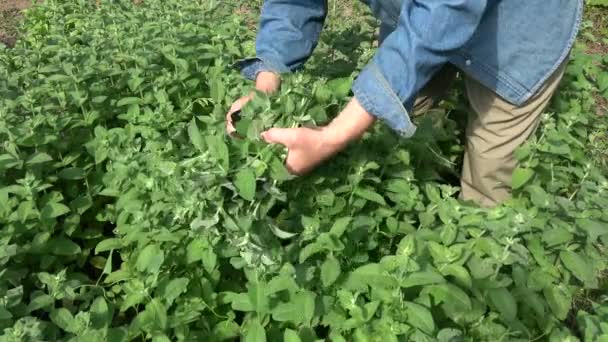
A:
[
  {"xmin": 226, "ymin": 71, "xmax": 281, "ymax": 134},
  {"xmin": 261, "ymin": 98, "xmax": 376, "ymax": 175},
  {"xmin": 261, "ymin": 126, "xmax": 345, "ymax": 175}
]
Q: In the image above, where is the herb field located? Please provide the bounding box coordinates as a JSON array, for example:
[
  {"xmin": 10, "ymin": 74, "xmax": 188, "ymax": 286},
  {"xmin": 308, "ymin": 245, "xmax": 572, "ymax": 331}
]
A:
[{"xmin": 1, "ymin": 1, "xmax": 607, "ymax": 341}]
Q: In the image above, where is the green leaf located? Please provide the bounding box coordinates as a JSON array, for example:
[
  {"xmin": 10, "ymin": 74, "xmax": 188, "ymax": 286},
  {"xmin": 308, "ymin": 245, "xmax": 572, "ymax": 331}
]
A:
[
  {"xmin": 188, "ymin": 118, "xmax": 205, "ymax": 152},
  {"xmin": 224, "ymin": 292, "xmax": 254, "ymax": 312},
  {"xmin": 437, "ymin": 328, "xmax": 463, "ymax": 342},
  {"xmin": 487, "ymin": 287, "xmax": 517, "ymax": 321},
  {"xmin": 159, "ymin": 278, "xmax": 189, "ymax": 306},
  {"xmin": 90, "ymin": 297, "xmax": 111, "ymax": 329},
  {"xmin": 272, "ymin": 291, "xmax": 316, "ymax": 324},
  {"xmin": 212, "ymin": 320, "xmax": 240, "ymax": 340},
  {"xmin": 425, "ymin": 284, "xmax": 471, "ymax": 311},
  {"xmin": 210, "ymin": 78, "xmax": 225, "ymax": 103},
  {"xmin": 354, "ymin": 187, "xmax": 386, "ymax": 205},
  {"xmin": 103, "ymin": 251, "xmax": 113, "ymax": 275},
  {"xmin": 326, "ymin": 77, "xmax": 352, "ymax": 98},
  {"xmin": 544, "ymin": 284, "xmax": 572, "ymax": 320},
  {"xmin": 40, "ymin": 202, "xmax": 70, "ymax": 219},
  {"xmin": 284, "ymin": 329, "xmax": 302, "ymax": 342},
  {"xmin": 404, "ymin": 301, "xmax": 435, "ymax": 334},
  {"xmin": 0, "ymin": 154, "xmax": 22, "ymax": 170},
  {"xmin": 401, "ymin": 270, "xmax": 445, "ymax": 288},
  {"xmin": 439, "ymin": 264, "xmax": 473, "ymax": 289},
  {"xmin": 50, "ymin": 308, "xmax": 76, "ymax": 333},
  {"xmin": 265, "ymin": 275, "xmax": 297, "ymax": 295},
  {"xmin": 152, "ymin": 335, "xmax": 171, "ymax": 342},
  {"xmin": 58, "ymin": 167, "xmax": 86, "ymax": 180},
  {"xmin": 243, "ymin": 318, "xmax": 266, "ymax": 342},
  {"xmin": 347, "ymin": 263, "xmax": 398, "ymax": 290},
  {"xmin": 0, "ymin": 307, "xmax": 12, "ymax": 320},
  {"xmin": 27, "ymin": 293, "xmax": 53, "ymax": 312},
  {"xmin": 329, "ymin": 217, "xmax": 352, "ymax": 237},
  {"xmin": 248, "ymin": 281, "xmax": 269, "ymax": 314},
  {"xmin": 576, "ymin": 218, "xmax": 608, "ymax": 243},
  {"xmin": 26, "ymin": 152, "xmax": 53, "ymax": 165},
  {"xmin": 50, "ymin": 237, "xmax": 82, "ymax": 256},
  {"xmin": 234, "ymin": 168, "xmax": 256, "ymax": 201},
  {"xmin": 320, "ymin": 255, "xmax": 341, "ymax": 287},
  {"xmin": 542, "ymin": 227, "xmax": 574, "ymax": 247},
  {"xmin": 95, "ymin": 238, "xmax": 122, "ymax": 254},
  {"xmin": 147, "ymin": 299, "xmax": 167, "ymax": 330},
  {"xmin": 186, "ymin": 238, "xmax": 206, "ymax": 264},
  {"xmin": 116, "ymin": 97, "xmax": 141, "ymax": 106},
  {"xmin": 560, "ymin": 250, "xmax": 598, "ymax": 288},
  {"xmin": 511, "ymin": 167, "xmax": 535, "ymax": 189},
  {"xmin": 136, "ymin": 244, "xmax": 164, "ymax": 274}
]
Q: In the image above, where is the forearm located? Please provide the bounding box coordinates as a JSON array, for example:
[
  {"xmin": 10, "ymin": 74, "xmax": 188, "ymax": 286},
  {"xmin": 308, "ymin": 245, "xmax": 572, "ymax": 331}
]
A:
[
  {"xmin": 352, "ymin": 0, "xmax": 487, "ymax": 136},
  {"xmin": 324, "ymin": 97, "xmax": 376, "ymax": 147}
]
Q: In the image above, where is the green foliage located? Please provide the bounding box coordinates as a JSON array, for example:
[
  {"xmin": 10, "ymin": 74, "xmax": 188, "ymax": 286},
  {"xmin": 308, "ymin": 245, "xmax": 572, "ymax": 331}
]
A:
[{"xmin": 0, "ymin": 0, "xmax": 607, "ymax": 341}]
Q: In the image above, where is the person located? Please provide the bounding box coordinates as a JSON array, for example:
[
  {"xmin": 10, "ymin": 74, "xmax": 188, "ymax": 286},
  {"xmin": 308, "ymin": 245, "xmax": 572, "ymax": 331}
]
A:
[{"xmin": 226, "ymin": 0, "xmax": 583, "ymax": 207}]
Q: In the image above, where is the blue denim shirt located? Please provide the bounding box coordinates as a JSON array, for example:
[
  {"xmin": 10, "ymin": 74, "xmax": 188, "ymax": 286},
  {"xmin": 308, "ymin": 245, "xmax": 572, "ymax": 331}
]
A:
[{"xmin": 237, "ymin": 0, "xmax": 583, "ymax": 137}]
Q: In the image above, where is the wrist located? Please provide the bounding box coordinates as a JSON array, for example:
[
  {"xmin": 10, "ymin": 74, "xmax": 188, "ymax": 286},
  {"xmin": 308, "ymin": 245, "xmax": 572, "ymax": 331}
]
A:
[{"xmin": 255, "ymin": 71, "xmax": 281, "ymax": 94}]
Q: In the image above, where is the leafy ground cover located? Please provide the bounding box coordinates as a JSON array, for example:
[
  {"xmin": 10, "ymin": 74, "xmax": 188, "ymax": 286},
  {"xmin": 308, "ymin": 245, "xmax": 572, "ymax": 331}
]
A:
[{"xmin": 0, "ymin": 0, "xmax": 607, "ymax": 341}]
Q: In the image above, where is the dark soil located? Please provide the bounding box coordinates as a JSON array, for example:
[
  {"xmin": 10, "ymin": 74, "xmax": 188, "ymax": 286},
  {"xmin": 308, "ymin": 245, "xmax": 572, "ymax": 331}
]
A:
[{"xmin": 0, "ymin": 0, "xmax": 31, "ymax": 47}]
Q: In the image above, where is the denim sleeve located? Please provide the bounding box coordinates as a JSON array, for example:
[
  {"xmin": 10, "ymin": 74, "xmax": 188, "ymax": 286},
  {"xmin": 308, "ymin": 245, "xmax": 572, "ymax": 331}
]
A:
[
  {"xmin": 235, "ymin": 0, "xmax": 327, "ymax": 81},
  {"xmin": 352, "ymin": 0, "xmax": 487, "ymax": 137}
]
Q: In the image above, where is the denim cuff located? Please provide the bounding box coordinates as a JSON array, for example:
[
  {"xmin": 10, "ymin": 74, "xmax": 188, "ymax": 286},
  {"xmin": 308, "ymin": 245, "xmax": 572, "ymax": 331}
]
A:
[
  {"xmin": 232, "ymin": 56, "xmax": 291, "ymax": 81},
  {"xmin": 352, "ymin": 62, "xmax": 417, "ymax": 138}
]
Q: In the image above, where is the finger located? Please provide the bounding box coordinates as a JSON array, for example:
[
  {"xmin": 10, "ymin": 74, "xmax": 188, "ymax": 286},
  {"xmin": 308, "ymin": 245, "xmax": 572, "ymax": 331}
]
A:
[{"xmin": 261, "ymin": 128, "xmax": 296, "ymax": 146}]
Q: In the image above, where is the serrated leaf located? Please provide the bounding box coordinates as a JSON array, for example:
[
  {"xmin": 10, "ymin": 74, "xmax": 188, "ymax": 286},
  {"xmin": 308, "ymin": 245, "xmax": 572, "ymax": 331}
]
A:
[
  {"xmin": 27, "ymin": 293, "xmax": 53, "ymax": 312},
  {"xmin": 284, "ymin": 329, "xmax": 302, "ymax": 342},
  {"xmin": 488, "ymin": 287, "xmax": 517, "ymax": 321},
  {"xmin": 95, "ymin": 238, "xmax": 122, "ymax": 254},
  {"xmin": 58, "ymin": 167, "xmax": 86, "ymax": 180},
  {"xmin": 576, "ymin": 218, "xmax": 608, "ymax": 243},
  {"xmin": 248, "ymin": 281, "xmax": 269, "ymax": 314},
  {"xmin": 50, "ymin": 308, "xmax": 76, "ymax": 333},
  {"xmin": 40, "ymin": 202, "xmax": 70, "ymax": 219},
  {"xmin": 439, "ymin": 264, "xmax": 472, "ymax": 289},
  {"xmin": 50, "ymin": 237, "xmax": 82, "ymax": 256},
  {"xmin": 272, "ymin": 291, "xmax": 316, "ymax": 324},
  {"xmin": 186, "ymin": 238, "xmax": 206, "ymax": 264},
  {"xmin": 188, "ymin": 118, "xmax": 205, "ymax": 152},
  {"xmin": 425, "ymin": 284, "xmax": 471, "ymax": 311},
  {"xmin": 159, "ymin": 278, "xmax": 189, "ymax": 306},
  {"xmin": 136, "ymin": 244, "xmax": 164, "ymax": 274},
  {"xmin": 116, "ymin": 97, "xmax": 141, "ymax": 106},
  {"xmin": 511, "ymin": 167, "xmax": 534, "ymax": 189},
  {"xmin": 0, "ymin": 154, "xmax": 22, "ymax": 170},
  {"xmin": 347, "ymin": 263, "xmax": 398, "ymax": 289},
  {"xmin": 147, "ymin": 299, "xmax": 167, "ymax": 330},
  {"xmin": 234, "ymin": 168, "xmax": 256, "ymax": 201},
  {"xmin": 329, "ymin": 217, "xmax": 351, "ymax": 237},
  {"xmin": 544, "ymin": 284, "xmax": 571, "ymax": 320},
  {"xmin": 404, "ymin": 301, "xmax": 435, "ymax": 334},
  {"xmin": 212, "ymin": 320, "xmax": 240, "ymax": 340},
  {"xmin": 542, "ymin": 227, "xmax": 574, "ymax": 247},
  {"xmin": 243, "ymin": 319, "xmax": 266, "ymax": 342},
  {"xmin": 354, "ymin": 187, "xmax": 386, "ymax": 205},
  {"xmin": 401, "ymin": 270, "xmax": 445, "ymax": 288},
  {"xmin": 327, "ymin": 77, "xmax": 352, "ymax": 98},
  {"xmin": 210, "ymin": 78, "xmax": 225, "ymax": 103},
  {"xmin": 321, "ymin": 255, "xmax": 341, "ymax": 287},
  {"xmin": 560, "ymin": 250, "xmax": 598, "ymax": 288},
  {"xmin": 90, "ymin": 297, "xmax": 111, "ymax": 329},
  {"xmin": 26, "ymin": 152, "xmax": 53, "ymax": 165}
]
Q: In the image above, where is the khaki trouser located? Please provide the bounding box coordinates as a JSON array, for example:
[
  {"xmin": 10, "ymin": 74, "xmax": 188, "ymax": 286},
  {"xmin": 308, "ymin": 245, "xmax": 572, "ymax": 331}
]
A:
[{"xmin": 413, "ymin": 61, "xmax": 568, "ymax": 207}]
